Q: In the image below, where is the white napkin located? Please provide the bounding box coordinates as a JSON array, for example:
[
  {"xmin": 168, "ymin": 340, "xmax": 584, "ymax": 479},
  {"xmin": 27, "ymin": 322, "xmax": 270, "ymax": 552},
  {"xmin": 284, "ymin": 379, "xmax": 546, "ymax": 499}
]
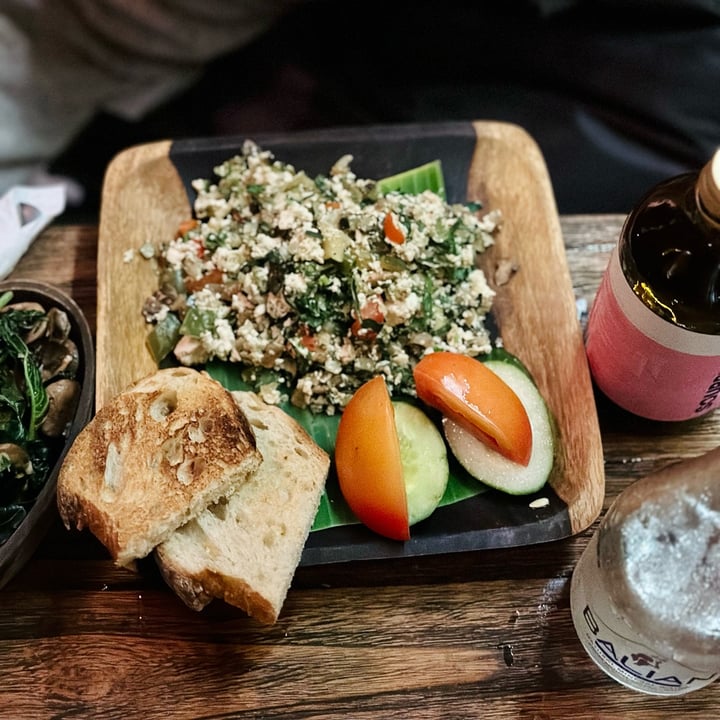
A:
[{"xmin": 0, "ymin": 184, "xmax": 66, "ymax": 279}]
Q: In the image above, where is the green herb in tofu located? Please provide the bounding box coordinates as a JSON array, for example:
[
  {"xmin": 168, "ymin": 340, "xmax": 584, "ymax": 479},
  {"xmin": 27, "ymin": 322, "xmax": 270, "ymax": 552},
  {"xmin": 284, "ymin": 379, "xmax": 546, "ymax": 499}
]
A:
[{"xmin": 143, "ymin": 141, "xmax": 501, "ymax": 414}]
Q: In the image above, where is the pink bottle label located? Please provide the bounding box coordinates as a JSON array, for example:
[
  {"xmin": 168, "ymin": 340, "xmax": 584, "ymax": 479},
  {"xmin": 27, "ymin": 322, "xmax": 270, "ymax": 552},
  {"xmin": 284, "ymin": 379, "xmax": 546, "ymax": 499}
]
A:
[{"xmin": 586, "ymin": 248, "xmax": 720, "ymax": 421}]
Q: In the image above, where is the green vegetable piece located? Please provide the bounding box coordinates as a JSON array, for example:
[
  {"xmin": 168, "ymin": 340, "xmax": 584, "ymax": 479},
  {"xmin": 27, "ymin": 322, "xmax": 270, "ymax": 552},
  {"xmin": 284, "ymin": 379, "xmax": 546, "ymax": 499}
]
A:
[
  {"xmin": 378, "ymin": 160, "xmax": 446, "ymax": 200},
  {"xmin": 0, "ymin": 311, "xmax": 48, "ymax": 440},
  {"xmin": 179, "ymin": 306, "xmax": 216, "ymax": 337},
  {"xmin": 394, "ymin": 401, "xmax": 449, "ymax": 526},
  {"xmin": 146, "ymin": 312, "xmax": 182, "ymax": 364}
]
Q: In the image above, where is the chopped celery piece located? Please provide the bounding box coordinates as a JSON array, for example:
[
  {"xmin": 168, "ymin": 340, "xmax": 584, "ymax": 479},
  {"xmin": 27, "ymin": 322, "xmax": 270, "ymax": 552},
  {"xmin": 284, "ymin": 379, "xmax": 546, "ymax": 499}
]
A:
[
  {"xmin": 146, "ymin": 312, "xmax": 181, "ymax": 363},
  {"xmin": 179, "ymin": 306, "xmax": 216, "ymax": 337},
  {"xmin": 378, "ymin": 160, "xmax": 446, "ymax": 200}
]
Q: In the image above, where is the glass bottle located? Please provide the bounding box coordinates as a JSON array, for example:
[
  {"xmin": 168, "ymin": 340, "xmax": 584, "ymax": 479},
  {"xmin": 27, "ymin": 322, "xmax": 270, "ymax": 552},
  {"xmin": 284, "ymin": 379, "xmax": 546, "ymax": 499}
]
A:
[
  {"xmin": 585, "ymin": 149, "xmax": 720, "ymax": 421},
  {"xmin": 570, "ymin": 447, "xmax": 720, "ymax": 695}
]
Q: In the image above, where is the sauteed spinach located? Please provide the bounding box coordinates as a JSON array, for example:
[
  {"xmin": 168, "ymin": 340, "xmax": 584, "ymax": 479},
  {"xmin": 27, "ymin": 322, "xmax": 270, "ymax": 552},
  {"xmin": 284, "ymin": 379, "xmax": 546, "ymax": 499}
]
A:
[{"xmin": 0, "ymin": 291, "xmax": 81, "ymax": 544}]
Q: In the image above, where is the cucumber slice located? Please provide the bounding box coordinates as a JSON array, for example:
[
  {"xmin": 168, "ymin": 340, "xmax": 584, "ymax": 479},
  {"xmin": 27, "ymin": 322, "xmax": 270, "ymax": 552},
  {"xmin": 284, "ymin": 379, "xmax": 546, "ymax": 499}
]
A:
[
  {"xmin": 393, "ymin": 401, "xmax": 449, "ymax": 525},
  {"xmin": 378, "ymin": 160, "xmax": 446, "ymax": 200},
  {"xmin": 442, "ymin": 360, "xmax": 555, "ymax": 495}
]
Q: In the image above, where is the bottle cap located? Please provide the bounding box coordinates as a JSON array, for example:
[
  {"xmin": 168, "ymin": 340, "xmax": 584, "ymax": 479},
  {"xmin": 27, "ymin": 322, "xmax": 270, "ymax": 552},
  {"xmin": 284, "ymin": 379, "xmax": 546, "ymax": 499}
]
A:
[{"xmin": 697, "ymin": 148, "xmax": 720, "ymax": 222}]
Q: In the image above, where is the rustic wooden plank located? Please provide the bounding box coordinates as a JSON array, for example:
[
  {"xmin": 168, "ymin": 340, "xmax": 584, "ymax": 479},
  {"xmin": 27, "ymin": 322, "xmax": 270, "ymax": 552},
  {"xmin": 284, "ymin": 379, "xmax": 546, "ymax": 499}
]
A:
[
  {"xmin": 8, "ymin": 224, "xmax": 99, "ymax": 328},
  {"xmin": 0, "ymin": 572, "xmax": 716, "ymax": 717}
]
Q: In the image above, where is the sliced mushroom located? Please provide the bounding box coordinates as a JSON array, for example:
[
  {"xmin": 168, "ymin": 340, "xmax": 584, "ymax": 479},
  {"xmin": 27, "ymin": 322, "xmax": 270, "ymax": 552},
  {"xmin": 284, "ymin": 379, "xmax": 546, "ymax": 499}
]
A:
[
  {"xmin": 142, "ymin": 294, "xmax": 161, "ymax": 319},
  {"xmin": 266, "ymin": 291, "xmax": 292, "ymax": 320},
  {"xmin": 2, "ymin": 301, "xmax": 49, "ymax": 344},
  {"xmin": 45, "ymin": 307, "xmax": 72, "ymax": 342},
  {"xmin": 39, "ymin": 379, "xmax": 81, "ymax": 437},
  {"xmin": 1, "ymin": 301, "xmax": 45, "ymax": 314},
  {"xmin": 0, "ymin": 443, "xmax": 32, "ymax": 476},
  {"xmin": 23, "ymin": 315, "xmax": 49, "ymax": 344},
  {"xmin": 37, "ymin": 338, "xmax": 79, "ymax": 382}
]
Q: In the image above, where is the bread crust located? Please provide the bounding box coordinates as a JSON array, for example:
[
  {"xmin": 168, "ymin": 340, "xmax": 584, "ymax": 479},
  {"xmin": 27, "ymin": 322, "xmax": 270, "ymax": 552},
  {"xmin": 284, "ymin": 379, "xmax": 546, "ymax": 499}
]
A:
[
  {"xmin": 155, "ymin": 391, "xmax": 329, "ymax": 624},
  {"xmin": 57, "ymin": 368, "xmax": 261, "ymax": 566}
]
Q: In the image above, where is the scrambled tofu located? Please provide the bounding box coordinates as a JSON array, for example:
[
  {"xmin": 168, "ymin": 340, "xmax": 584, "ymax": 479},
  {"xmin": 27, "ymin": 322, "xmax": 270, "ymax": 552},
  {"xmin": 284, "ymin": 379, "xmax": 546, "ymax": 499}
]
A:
[{"xmin": 144, "ymin": 140, "xmax": 500, "ymax": 414}]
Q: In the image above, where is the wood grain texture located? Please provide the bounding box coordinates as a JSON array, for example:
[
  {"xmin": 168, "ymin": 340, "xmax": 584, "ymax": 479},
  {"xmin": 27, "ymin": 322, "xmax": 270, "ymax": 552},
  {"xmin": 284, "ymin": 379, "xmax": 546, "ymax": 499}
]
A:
[
  {"xmin": 5, "ymin": 224, "xmax": 99, "ymax": 329},
  {"xmin": 96, "ymin": 140, "xmax": 191, "ymax": 409},
  {"xmin": 4, "ymin": 217, "xmax": 720, "ymax": 718},
  {"xmin": 469, "ymin": 122, "xmax": 604, "ymax": 535}
]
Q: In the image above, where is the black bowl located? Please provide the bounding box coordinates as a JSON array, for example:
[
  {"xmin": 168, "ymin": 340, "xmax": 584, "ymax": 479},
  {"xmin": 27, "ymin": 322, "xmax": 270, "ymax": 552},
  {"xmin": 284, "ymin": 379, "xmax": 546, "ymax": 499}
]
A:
[{"xmin": 0, "ymin": 280, "xmax": 94, "ymax": 589}]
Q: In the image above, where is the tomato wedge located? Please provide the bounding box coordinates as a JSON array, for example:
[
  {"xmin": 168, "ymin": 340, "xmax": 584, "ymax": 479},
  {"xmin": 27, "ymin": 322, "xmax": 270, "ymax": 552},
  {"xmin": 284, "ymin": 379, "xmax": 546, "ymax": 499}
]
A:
[
  {"xmin": 413, "ymin": 352, "xmax": 532, "ymax": 466},
  {"xmin": 334, "ymin": 376, "xmax": 409, "ymax": 541},
  {"xmin": 383, "ymin": 211, "xmax": 406, "ymax": 245},
  {"xmin": 350, "ymin": 298, "xmax": 384, "ymax": 339}
]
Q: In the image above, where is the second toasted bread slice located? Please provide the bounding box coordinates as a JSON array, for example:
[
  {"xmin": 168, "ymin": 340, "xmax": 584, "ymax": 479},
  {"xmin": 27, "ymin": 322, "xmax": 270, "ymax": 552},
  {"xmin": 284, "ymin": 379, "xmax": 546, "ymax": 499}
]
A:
[
  {"xmin": 155, "ymin": 391, "xmax": 330, "ymax": 624},
  {"xmin": 57, "ymin": 367, "xmax": 261, "ymax": 567}
]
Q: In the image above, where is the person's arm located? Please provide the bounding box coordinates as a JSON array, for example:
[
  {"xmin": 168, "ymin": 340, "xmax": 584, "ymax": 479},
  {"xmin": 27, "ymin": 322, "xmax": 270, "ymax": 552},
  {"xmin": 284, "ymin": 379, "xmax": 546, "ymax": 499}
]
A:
[{"xmin": 0, "ymin": 0, "xmax": 297, "ymax": 194}]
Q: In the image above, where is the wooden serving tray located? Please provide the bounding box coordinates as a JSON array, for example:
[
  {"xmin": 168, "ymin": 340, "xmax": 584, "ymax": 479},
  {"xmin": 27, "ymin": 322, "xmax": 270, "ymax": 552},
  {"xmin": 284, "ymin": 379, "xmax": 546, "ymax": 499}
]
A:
[{"xmin": 96, "ymin": 121, "xmax": 605, "ymax": 559}]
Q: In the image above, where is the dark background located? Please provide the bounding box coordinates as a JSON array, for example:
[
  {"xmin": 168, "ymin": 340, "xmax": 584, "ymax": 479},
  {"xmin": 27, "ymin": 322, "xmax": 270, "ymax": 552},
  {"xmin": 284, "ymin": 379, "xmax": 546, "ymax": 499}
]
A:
[{"xmin": 50, "ymin": 0, "xmax": 720, "ymax": 222}]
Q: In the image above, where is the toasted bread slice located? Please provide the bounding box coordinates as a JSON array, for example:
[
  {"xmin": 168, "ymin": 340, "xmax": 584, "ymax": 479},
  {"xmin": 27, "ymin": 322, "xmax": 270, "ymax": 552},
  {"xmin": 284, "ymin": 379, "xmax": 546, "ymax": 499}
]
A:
[
  {"xmin": 155, "ymin": 391, "xmax": 330, "ymax": 624},
  {"xmin": 57, "ymin": 367, "xmax": 261, "ymax": 567}
]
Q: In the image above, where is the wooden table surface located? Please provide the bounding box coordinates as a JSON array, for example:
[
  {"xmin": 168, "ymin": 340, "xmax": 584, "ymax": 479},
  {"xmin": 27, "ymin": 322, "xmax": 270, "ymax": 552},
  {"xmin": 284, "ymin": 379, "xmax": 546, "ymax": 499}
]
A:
[{"xmin": 2, "ymin": 216, "xmax": 719, "ymax": 719}]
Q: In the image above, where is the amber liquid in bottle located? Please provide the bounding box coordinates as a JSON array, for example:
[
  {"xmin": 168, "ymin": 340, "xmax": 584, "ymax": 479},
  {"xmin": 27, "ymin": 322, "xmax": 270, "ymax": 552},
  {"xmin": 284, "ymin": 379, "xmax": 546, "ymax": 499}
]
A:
[{"xmin": 619, "ymin": 171, "xmax": 720, "ymax": 334}]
